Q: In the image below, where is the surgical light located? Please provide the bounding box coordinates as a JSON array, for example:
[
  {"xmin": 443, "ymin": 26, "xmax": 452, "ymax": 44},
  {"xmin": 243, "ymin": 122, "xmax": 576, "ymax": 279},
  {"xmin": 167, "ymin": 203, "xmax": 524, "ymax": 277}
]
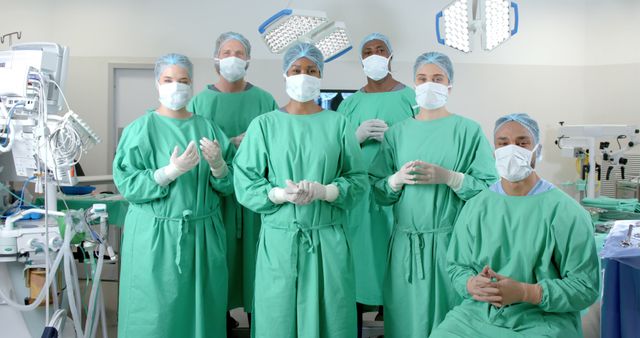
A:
[
  {"xmin": 259, "ymin": 9, "xmax": 327, "ymax": 54},
  {"xmin": 258, "ymin": 9, "xmax": 352, "ymax": 62},
  {"xmin": 311, "ymin": 22, "xmax": 352, "ymax": 62},
  {"xmin": 483, "ymin": 0, "xmax": 515, "ymax": 50},
  {"xmin": 436, "ymin": 0, "xmax": 519, "ymax": 53},
  {"xmin": 439, "ymin": 0, "xmax": 471, "ymax": 53}
]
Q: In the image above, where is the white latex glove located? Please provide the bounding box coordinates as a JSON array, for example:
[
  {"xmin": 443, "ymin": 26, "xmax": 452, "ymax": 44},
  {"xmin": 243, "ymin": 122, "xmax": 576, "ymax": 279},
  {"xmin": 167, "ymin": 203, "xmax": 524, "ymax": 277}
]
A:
[
  {"xmin": 355, "ymin": 119, "xmax": 388, "ymax": 144},
  {"xmin": 412, "ymin": 161, "xmax": 464, "ymax": 190},
  {"xmin": 199, "ymin": 137, "xmax": 228, "ymax": 178},
  {"xmin": 154, "ymin": 141, "xmax": 200, "ymax": 186},
  {"xmin": 298, "ymin": 180, "xmax": 324, "ymax": 204},
  {"xmin": 388, "ymin": 161, "xmax": 420, "ymax": 192},
  {"xmin": 297, "ymin": 180, "xmax": 340, "ymax": 204},
  {"xmin": 269, "ymin": 180, "xmax": 307, "ymax": 204},
  {"xmin": 230, "ymin": 132, "xmax": 246, "ymax": 149},
  {"xmin": 268, "ymin": 180, "xmax": 339, "ymax": 205}
]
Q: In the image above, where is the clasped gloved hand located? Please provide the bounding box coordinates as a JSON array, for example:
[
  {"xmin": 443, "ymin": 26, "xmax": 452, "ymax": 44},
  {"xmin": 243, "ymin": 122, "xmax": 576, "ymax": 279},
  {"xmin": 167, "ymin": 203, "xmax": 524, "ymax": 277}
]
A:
[
  {"xmin": 268, "ymin": 180, "xmax": 339, "ymax": 205},
  {"xmin": 356, "ymin": 119, "xmax": 388, "ymax": 143},
  {"xmin": 297, "ymin": 180, "xmax": 339, "ymax": 204},
  {"xmin": 200, "ymin": 137, "xmax": 228, "ymax": 178},
  {"xmin": 388, "ymin": 161, "xmax": 420, "ymax": 192},
  {"xmin": 388, "ymin": 160, "xmax": 464, "ymax": 192},
  {"xmin": 493, "ymin": 272, "xmax": 542, "ymax": 307},
  {"xmin": 154, "ymin": 141, "xmax": 200, "ymax": 186},
  {"xmin": 466, "ymin": 266, "xmax": 501, "ymax": 306},
  {"xmin": 467, "ymin": 266, "xmax": 542, "ymax": 307}
]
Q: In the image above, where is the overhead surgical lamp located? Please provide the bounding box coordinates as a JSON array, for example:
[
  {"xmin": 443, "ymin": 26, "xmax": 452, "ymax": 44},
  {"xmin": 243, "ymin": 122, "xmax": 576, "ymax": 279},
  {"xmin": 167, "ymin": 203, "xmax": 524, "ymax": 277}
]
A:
[
  {"xmin": 258, "ymin": 9, "xmax": 353, "ymax": 62},
  {"xmin": 436, "ymin": 0, "xmax": 519, "ymax": 53}
]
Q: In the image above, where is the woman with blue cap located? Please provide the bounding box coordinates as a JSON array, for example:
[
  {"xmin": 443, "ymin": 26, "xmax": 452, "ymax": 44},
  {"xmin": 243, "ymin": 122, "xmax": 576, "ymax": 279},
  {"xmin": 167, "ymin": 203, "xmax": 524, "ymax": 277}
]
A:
[
  {"xmin": 114, "ymin": 53, "xmax": 235, "ymax": 338},
  {"xmin": 187, "ymin": 31, "xmax": 278, "ymax": 328},
  {"xmin": 430, "ymin": 113, "xmax": 599, "ymax": 337},
  {"xmin": 336, "ymin": 32, "xmax": 417, "ymax": 332},
  {"xmin": 369, "ymin": 51, "xmax": 498, "ymax": 336},
  {"xmin": 233, "ymin": 42, "xmax": 368, "ymax": 338}
]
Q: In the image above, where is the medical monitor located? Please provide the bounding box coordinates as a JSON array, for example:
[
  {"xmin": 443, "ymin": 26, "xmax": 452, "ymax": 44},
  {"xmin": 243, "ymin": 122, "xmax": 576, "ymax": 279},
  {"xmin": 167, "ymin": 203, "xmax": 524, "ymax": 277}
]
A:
[{"xmin": 316, "ymin": 89, "xmax": 357, "ymax": 111}]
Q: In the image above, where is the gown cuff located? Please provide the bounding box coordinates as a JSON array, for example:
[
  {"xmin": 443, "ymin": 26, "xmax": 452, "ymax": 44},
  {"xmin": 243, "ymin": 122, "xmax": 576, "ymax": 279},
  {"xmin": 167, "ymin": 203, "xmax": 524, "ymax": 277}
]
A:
[
  {"xmin": 324, "ymin": 184, "xmax": 339, "ymax": 202},
  {"xmin": 210, "ymin": 162, "xmax": 229, "ymax": 178},
  {"xmin": 447, "ymin": 172, "xmax": 465, "ymax": 191},
  {"xmin": 268, "ymin": 187, "xmax": 287, "ymax": 204}
]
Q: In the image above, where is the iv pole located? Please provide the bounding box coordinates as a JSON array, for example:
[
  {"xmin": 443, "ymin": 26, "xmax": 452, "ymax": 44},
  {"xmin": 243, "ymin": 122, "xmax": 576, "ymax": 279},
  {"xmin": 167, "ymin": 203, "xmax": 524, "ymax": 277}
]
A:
[{"xmin": 1, "ymin": 32, "xmax": 22, "ymax": 46}]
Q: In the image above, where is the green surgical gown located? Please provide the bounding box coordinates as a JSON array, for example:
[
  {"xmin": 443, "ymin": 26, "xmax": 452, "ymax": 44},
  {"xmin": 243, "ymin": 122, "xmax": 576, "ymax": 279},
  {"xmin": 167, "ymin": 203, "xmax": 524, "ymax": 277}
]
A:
[
  {"xmin": 430, "ymin": 188, "xmax": 600, "ymax": 338},
  {"xmin": 369, "ymin": 114, "xmax": 498, "ymax": 337},
  {"xmin": 188, "ymin": 84, "xmax": 277, "ymax": 311},
  {"xmin": 337, "ymin": 86, "xmax": 416, "ymax": 305},
  {"xmin": 233, "ymin": 109, "xmax": 368, "ymax": 338},
  {"xmin": 114, "ymin": 111, "xmax": 234, "ymax": 338}
]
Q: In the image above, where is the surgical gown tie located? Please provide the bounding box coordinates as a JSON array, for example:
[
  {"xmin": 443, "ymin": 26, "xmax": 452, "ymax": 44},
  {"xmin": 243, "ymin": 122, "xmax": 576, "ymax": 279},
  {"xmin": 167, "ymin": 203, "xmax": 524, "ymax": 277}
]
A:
[
  {"xmin": 398, "ymin": 226, "xmax": 453, "ymax": 283},
  {"xmin": 264, "ymin": 219, "xmax": 339, "ymax": 277},
  {"xmin": 135, "ymin": 207, "xmax": 216, "ymax": 274}
]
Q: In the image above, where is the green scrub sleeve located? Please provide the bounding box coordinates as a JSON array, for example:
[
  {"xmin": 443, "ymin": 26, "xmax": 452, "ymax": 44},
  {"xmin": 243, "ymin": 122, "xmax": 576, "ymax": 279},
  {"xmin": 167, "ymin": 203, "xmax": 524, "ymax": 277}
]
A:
[
  {"xmin": 113, "ymin": 129, "xmax": 169, "ymax": 204},
  {"xmin": 369, "ymin": 133, "xmax": 402, "ymax": 206},
  {"xmin": 328, "ymin": 124, "xmax": 368, "ymax": 210},
  {"xmin": 537, "ymin": 211, "xmax": 600, "ymax": 312},
  {"xmin": 446, "ymin": 206, "xmax": 477, "ymax": 299},
  {"xmin": 233, "ymin": 120, "xmax": 282, "ymax": 214},
  {"xmin": 453, "ymin": 128, "xmax": 499, "ymax": 201}
]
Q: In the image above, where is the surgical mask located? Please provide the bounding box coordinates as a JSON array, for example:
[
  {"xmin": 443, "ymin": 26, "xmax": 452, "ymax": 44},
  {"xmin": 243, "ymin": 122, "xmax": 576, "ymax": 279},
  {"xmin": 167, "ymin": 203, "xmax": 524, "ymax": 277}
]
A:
[
  {"xmin": 494, "ymin": 144, "xmax": 539, "ymax": 182},
  {"xmin": 284, "ymin": 74, "xmax": 321, "ymax": 102},
  {"xmin": 362, "ymin": 55, "xmax": 390, "ymax": 81},
  {"xmin": 158, "ymin": 82, "xmax": 192, "ymax": 111},
  {"xmin": 415, "ymin": 82, "xmax": 449, "ymax": 110},
  {"xmin": 217, "ymin": 56, "xmax": 247, "ymax": 82}
]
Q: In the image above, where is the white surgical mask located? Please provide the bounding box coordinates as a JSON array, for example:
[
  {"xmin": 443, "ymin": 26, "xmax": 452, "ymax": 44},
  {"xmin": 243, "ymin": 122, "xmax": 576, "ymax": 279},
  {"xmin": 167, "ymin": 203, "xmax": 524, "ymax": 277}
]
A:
[
  {"xmin": 284, "ymin": 74, "xmax": 321, "ymax": 102},
  {"xmin": 217, "ymin": 56, "xmax": 247, "ymax": 82},
  {"xmin": 362, "ymin": 55, "xmax": 390, "ymax": 81},
  {"xmin": 415, "ymin": 82, "xmax": 449, "ymax": 110},
  {"xmin": 495, "ymin": 144, "xmax": 539, "ymax": 182},
  {"xmin": 158, "ymin": 82, "xmax": 192, "ymax": 111}
]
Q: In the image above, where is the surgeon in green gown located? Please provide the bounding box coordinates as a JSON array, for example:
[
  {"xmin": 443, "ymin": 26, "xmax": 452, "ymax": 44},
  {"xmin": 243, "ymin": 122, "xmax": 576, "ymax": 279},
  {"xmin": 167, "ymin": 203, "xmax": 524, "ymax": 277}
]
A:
[
  {"xmin": 336, "ymin": 33, "xmax": 416, "ymax": 330},
  {"xmin": 187, "ymin": 32, "xmax": 278, "ymax": 322},
  {"xmin": 430, "ymin": 114, "xmax": 599, "ymax": 338},
  {"xmin": 233, "ymin": 42, "xmax": 368, "ymax": 338},
  {"xmin": 114, "ymin": 54, "xmax": 234, "ymax": 338},
  {"xmin": 369, "ymin": 52, "xmax": 498, "ymax": 337}
]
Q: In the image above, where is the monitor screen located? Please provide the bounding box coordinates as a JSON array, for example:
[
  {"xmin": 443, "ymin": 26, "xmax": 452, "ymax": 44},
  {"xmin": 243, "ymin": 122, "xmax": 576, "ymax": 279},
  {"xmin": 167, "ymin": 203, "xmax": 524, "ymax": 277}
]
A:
[{"xmin": 316, "ymin": 89, "xmax": 357, "ymax": 111}]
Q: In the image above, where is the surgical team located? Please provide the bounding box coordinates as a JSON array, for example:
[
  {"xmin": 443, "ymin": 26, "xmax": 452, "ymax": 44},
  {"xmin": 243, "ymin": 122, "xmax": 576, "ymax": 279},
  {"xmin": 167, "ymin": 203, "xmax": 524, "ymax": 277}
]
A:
[{"xmin": 113, "ymin": 31, "xmax": 600, "ymax": 338}]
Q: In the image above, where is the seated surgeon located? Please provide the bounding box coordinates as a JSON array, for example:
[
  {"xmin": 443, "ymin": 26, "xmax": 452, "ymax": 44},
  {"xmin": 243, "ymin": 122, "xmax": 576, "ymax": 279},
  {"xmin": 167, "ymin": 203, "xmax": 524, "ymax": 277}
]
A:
[{"xmin": 430, "ymin": 113, "xmax": 599, "ymax": 338}]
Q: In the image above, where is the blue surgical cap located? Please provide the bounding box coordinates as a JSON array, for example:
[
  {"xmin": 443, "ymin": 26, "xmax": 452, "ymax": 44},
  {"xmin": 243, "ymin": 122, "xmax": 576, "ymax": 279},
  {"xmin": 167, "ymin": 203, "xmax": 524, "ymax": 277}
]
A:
[
  {"xmin": 214, "ymin": 31, "xmax": 251, "ymax": 58},
  {"xmin": 154, "ymin": 53, "xmax": 193, "ymax": 82},
  {"xmin": 494, "ymin": 113, "xmax": 540, "ymax": 145},
  {"xmin": 413, "ymin": 52, "xmax": 454, "ymax": 84},
  {"xmin": 282, "ymin": 42, "xmax": 324, "ymax": 76},
  {"xmin": 359, "ymin": 33, "xmax": 393, "ymax": 58}
]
